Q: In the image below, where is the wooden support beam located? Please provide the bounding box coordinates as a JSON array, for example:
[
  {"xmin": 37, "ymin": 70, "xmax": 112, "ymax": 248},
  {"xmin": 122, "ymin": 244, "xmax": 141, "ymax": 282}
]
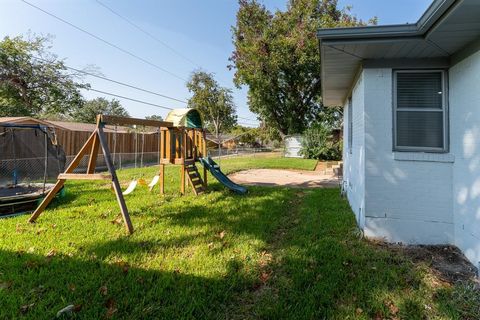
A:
[
  {"xmin": 175, "ymin": 133, "xmax": 180, "ymax": 159},
  {"xmin": 58, "ymin": 173, "xmax": 112, "ymax": 180},
  {"xmin": 86, "ymin": 134, "xmax": 100, "ymax": 174},
  {"xmin": 160, "ymin": 130, "xmax": 165, "ymax": 161},
  {"xmin": 97, "ymin": 126, "xmax": 134, "ymax": 234},
  {"xmin": 165, "ymin": 130, "xmax": 171, "ymax": 162},
  {"xmin": 29, "ymin": 131, "xmax": 97, "ymax": 223},
  {"xmin": 180, "ymin": 165, "xmax": 185, "ymax": 195},
  {"xmin": 202, "ymin": 131, "xmax": 207, "ymax": 158}
]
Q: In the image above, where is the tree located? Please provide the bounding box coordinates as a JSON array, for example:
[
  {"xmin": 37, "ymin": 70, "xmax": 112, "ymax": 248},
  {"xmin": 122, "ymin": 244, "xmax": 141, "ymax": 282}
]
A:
[
  {"xmin": 187, "ymin": 71, "xmax": 237, "ymax": 152},
  {"xmin": 230, "ymin": 0, "xmax": 373, "ymax": 137},
  {"xmin": 70, "ymin": 97, "xmax": 129, "ymax": 123},
  {"xmin": 0, "ymin": 35, "xmax": 87, "ymax": 118},
  {"xmin": 145, "ymin": 114, "xmax": 163, "ymax": 121}
]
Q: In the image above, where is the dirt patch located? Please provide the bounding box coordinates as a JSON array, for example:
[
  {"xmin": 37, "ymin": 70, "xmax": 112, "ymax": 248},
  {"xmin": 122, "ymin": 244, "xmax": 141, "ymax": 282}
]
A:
[
  {"xmin": 228, "ymin": 169, "xmax": 339, "ymax": 188},
  {"xmin": 374, "ymin": 241, "xmax": 478, "ymax": 284}
]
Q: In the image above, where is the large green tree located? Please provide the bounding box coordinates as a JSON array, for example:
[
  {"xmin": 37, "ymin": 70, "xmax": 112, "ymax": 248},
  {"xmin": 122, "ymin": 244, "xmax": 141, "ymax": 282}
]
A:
[
  {"xmin": 187, "ymin": 71, "xmax": 237, "ymax": 146},
  {"xmin": 230, "ymin": 0, "xmax": 373, "ymax": 137},
  {"xmin": 70, "ymin": 97, "xmax": 129, "ymax": 123},
  {"xmin": 0, "ymin": 35, "xmax": 87, "ymax": 118}
]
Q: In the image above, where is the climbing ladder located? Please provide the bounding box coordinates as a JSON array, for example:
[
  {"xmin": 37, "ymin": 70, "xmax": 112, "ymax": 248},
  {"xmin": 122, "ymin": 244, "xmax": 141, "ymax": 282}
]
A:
[{"xmin": 185, "ymin": 162, "xmax": 205, "ymax": 195}]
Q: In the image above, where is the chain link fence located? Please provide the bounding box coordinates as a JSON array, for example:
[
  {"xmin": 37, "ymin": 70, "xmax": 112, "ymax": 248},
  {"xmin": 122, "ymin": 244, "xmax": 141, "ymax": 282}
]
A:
[
  {"xmin": 0, "ymin": 125, "xmax": 66, "ymax": 215},
  {"xmin": 207, "ymin": 147, "xmax": 275, "ymax": 159}
]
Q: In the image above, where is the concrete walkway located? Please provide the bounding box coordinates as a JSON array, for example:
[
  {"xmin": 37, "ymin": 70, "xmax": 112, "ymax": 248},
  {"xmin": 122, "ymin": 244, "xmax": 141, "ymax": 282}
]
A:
[{"xmin": 228, "ymin": 169, "xmax": 340, "ymax": 188}]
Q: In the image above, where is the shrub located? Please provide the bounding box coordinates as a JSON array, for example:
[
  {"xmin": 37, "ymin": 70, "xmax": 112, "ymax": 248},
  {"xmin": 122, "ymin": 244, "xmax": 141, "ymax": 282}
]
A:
[{"xmin": 300, "ymin": 125, "xmax": 342, "ymax": 160}]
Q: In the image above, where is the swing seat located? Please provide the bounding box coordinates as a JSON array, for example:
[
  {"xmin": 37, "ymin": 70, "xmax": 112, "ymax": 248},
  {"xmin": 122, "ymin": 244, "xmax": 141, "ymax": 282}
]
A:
[
  {"xmin": 148, "ymin": 175, "xmax": 160, "ymax": 191},
  {"xmin": 122, "ymin": 180, "xmax": 138, "ymax": 195}
]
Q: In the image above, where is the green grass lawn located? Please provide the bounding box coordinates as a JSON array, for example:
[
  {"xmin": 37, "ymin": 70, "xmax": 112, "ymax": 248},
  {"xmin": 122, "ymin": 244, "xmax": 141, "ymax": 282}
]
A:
[
  {"xmin": 0, "ymin": 155, "xmax": 477, "ymax": 319},
  {"xmin": 212, "ymin": 153, "xmax": 318, "ymax": 173}
]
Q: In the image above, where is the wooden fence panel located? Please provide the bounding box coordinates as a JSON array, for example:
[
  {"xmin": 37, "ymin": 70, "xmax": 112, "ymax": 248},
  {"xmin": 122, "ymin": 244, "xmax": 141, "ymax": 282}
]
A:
[{"xmin": 55, "ymin": 129, "xmax": 160, "ymax": 156}]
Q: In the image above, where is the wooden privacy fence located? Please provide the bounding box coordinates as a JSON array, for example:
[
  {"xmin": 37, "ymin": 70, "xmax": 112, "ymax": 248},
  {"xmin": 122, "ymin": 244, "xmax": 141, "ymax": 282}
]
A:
[{"xmin": 55, "ymin": 128, "xmax": 160, "ymax": 156}]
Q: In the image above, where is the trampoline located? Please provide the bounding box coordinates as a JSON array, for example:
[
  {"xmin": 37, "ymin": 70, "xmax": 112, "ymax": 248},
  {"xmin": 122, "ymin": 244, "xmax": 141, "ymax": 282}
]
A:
[{"xmin": 0, "ymin": 123, "xmax": 66, "ymax": 217}]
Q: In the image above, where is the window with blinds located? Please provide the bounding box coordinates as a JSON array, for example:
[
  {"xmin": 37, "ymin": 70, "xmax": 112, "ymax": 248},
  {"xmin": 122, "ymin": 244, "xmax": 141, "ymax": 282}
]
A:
[{"xmin": 393, "ymin": 70, "xmax": 447, "ymax": 152}]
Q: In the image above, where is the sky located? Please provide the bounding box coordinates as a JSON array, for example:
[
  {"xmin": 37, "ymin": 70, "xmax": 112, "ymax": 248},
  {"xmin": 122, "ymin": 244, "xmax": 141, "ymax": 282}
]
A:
[{"xmin": 1, "ymin": 0, "xmax": 432, "ymax": 126}]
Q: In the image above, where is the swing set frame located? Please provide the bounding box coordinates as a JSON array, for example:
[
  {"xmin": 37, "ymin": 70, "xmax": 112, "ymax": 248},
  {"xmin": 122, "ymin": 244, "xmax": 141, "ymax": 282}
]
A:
[{"xmin": 28, "ymin": 114, "xmax": 207, "ymax": 234}]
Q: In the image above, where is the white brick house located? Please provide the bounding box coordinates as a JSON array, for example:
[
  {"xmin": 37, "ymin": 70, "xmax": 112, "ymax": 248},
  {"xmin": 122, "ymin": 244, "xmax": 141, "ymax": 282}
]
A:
[{"xmin": 317, "ymin": 0, "xmax": 480, "ymax": 267}]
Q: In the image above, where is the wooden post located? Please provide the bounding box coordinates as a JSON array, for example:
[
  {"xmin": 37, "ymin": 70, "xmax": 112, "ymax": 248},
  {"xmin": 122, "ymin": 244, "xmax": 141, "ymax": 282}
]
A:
[
  {"xmin": 160, "ymin": 129, "xmax": 165, "ymax": 161},
  {"xmin": 158, "ymin": 129, "xmax": 165, "ymax": 195},
  {"xmin": 86, "ymin": 135, "xmax": 100, "ymax": 174},
  {"xmin": 87, "ymin": 116, "xmax": 102, "ymax": 174},
  {"xmin": 165, "ymin": 129, "xmax": 171, "ymax": 163},
  {"xmin": 189, "ymin": 129, "xmax": 195, "ymax": 159},
  {"xmin": 202, "ymin": 130, "xmax": 207, "ymax": 157},
  {"xmin": 29, "ymin": 131, "xmax": 97, "ymax": 223},
  {"xmin": 97, "ymin": 126, "xmax": 134, "ymax": 234},
  {"xmin": 175, "ymin": 131, "xmax": 180, "ymax": 160},
  {"xmin": 182, "ymin": 130, "xmax": 187, "ymax": 161},
  {"xmin": 180, "ymin": 165, "xmax": 185, "ymax": 195},
  {"xmin": 185, "ymin": 129, "xmax": 190, "ymax": 159},
  {"xmin": 182, "ymin": 130, "xmax": 187, "ymax": 194}
]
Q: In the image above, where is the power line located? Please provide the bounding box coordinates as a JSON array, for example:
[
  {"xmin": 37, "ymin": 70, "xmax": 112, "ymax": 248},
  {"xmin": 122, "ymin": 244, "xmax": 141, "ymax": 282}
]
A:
[
  {"xmin": 21, "ymin": 0, "xmax": 187, "ymax": 82},
  {"xmin": 31, "ymin": 56, "xmax": 259, "ymax": 120},
  {"xmin": 87, "ymin": 87, "xmax": 258, "ymax": 126},
  {"xmin": 87, "ymin": 87, "xmax": 258, "ymax": 124},
  {"xmin": 95, "ymin": 0, "xmax": 201, "ymax": 69},
  {"xmin": 84, "ymin": 88, "xmax": 258, "ymax": 126},
  {"xmin": 85, "ymin": 88, "xmax": 174, "ymax": 111},
  {"xmin": 31, "ymin": 56, "xmax": 188, "ymax": 104}
]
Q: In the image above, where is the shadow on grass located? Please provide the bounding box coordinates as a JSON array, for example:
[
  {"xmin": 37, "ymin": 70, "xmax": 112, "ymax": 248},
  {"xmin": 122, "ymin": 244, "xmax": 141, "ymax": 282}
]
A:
[
  {"xmin": 85, "ymin": 236, "xmax": 201, "ymax": 258},
  {"xmin": 240, "ymin": 188, "xmax": 459, "ymax": 319},
  {"xmin": 2, "ymin": 184, "xmax": 463, "ymax": 319},
  {"xmin": 0, "ymin": 249, "xmax": 249, "ymax": 319}
]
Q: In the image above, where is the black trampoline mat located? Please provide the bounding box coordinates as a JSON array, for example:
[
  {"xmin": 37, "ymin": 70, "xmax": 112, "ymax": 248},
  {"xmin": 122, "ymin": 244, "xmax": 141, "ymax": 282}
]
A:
[{"xmin": 0, "ymin": 183, "xmax": 55, "ymax": 200}]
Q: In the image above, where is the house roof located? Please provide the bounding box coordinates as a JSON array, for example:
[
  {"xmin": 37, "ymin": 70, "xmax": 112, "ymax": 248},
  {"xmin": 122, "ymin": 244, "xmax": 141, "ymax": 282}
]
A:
[
  {"xmin": 317, "ymin": 0, "xmax": 480, "ymax": 106},
  {"xmin": 0, "ymin": 117, "xmax": 53, "ymax": 127},
  {"xmin": 0, "ymin": 117, "xmax": 130, "ymax": 133}
]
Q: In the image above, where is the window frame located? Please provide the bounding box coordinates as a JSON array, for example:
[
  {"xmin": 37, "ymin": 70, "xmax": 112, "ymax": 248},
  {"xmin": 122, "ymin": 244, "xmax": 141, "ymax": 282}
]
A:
[{"xmin": 392, "ymin": 69, "xmax": 449, "ymax": 153}]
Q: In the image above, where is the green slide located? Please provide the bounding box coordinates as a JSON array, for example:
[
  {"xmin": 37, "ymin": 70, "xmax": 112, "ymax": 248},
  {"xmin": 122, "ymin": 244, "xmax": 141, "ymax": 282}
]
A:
[{"xmin": 199, "ymin": 157, "xmax": 247, "ymax": 194}]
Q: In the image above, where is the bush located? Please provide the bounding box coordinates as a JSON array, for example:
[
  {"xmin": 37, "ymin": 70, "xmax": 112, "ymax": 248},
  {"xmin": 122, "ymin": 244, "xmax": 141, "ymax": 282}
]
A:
[{"xmin": 300, "ymin": 125, "xmax": 342, "ymax": 160}]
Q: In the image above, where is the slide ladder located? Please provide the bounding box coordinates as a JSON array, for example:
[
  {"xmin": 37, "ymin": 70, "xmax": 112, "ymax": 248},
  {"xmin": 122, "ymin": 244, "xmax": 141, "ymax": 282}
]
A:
[
  {"xmin": 199, "ymin": 157, "xmax": 247, "ymax": 194},
  {"xmin": 186, "ymin": 163, "xmax": 205, "ymax": 195}
]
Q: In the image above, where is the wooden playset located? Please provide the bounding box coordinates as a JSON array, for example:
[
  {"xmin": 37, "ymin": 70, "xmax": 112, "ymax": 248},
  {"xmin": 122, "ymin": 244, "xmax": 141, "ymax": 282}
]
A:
[{"xmin": 28, "ymin": 113, "xmax": 208, "ymax": 234}]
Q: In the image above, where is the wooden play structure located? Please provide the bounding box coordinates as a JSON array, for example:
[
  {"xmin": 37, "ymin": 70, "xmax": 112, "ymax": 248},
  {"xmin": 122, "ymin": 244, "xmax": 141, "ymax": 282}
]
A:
[{"xmin": 28, "ymin": 112, "xmax": 208, "ymax": 234}]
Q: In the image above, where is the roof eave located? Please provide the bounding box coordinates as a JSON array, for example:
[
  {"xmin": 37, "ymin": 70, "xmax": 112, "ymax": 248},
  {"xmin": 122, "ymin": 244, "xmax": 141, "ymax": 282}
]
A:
[
  {"xmin": 316, "ymin": 0, "xmax": 456, "ymax": 41},
  {"xmin": 317, "ymin": 0, "xmax": 459, "ymax": 107}
]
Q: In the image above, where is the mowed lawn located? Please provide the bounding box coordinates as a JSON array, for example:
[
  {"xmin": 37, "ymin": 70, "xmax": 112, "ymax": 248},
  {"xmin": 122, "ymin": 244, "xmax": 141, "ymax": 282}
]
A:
[{"xmin": 0, "ymin": 155, "xmax": 477, "ymax": 319}]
